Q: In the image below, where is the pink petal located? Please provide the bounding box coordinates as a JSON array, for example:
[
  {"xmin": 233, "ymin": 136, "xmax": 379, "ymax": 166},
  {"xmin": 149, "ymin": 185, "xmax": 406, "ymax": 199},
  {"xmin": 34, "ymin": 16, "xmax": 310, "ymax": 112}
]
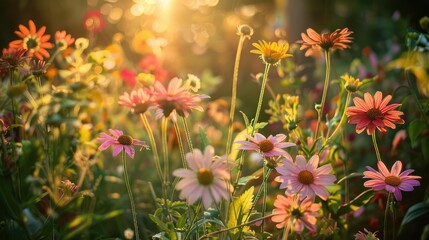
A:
[
  {"xmin": 112, "ymin": 145, "xmax": 123, "ymax": 157},
  {"xmin": 390, "ymin": 161, "xmax": 402, "ymax": 176}
]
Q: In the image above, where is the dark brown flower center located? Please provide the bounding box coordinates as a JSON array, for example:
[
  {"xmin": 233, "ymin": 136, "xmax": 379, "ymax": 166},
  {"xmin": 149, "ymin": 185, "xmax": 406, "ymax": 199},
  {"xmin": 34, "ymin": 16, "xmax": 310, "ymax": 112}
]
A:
[
  {"xmin": 26, "ymin": 37, "xmax": 39, "ymax": 50},
  {"xmin": 117, "ymin": 135, "xmax": 133, "ymax": 145},
  {"xmin": 385, "ymin": 175, "xmax": 401, "ymax": 187},
  {"xmin": 258, "ymin": 139, "xmax": 274, "ymax": 153},
  {"xmin": 320, "ymin": 33, "xmax": 334, "ymax": 50},
  {"xmin": 291, "ymin": 208, "xmax": 303, "ymax": 218},
  {"xmin": 367, "ymin": 108, "xmax": 384, "ymax": 120},
  {"xmin": 298, "ymin": 170, "xmax": 314, "ymax": 185},
  {"xmin": 197, "ymin": 168, "xmax": 214, "ymax": 186},
  {"xmin": 133, "ymin": 103, "xmax": 150, "ymax": 114}
]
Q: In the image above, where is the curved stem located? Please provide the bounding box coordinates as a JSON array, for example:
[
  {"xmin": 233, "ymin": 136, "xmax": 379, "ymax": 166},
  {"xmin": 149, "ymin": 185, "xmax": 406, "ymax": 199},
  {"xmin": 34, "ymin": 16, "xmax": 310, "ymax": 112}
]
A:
[
  {"xmin": 326, "ymin": 92, "xmax": 351, "ymax": 144},
  {"xmin": 226, "ymin": 33, "xmax": 247, "ymax": 156},
  {"xmin": 251, "ymin": 63, "xmax": 271, "ymax": 134},
  {"xmin": 314, "ymin": 50, "xmax": 331, "ymax": 140},
  {"xmin": 139, "ymin": 114, "xmax": 164, "ymax": 186},
  {"xmin": 372, "ymin": 133, "xmax": 382, "ymax": 162},
  {"xmin": 122, "ymin": 151, "xmax": 140, "ymax": 240}
]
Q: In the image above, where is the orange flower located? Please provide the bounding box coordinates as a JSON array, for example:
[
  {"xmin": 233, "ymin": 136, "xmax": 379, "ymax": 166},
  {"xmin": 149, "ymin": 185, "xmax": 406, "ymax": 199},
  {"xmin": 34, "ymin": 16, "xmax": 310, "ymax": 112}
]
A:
[
  {"xmin": 298, "ymin": 28, "xmax": 353, "ymax": 56},
  {"xmin": 55, "ymin": 30, "xmax": 75, "ymax": 50},
  {"xmin": 346, "ymin": 91, "xmax": 405, "ymax": 135},
  {"xmin": 9, "ymin": 20, "xmax": 54, "ymax": 60}
]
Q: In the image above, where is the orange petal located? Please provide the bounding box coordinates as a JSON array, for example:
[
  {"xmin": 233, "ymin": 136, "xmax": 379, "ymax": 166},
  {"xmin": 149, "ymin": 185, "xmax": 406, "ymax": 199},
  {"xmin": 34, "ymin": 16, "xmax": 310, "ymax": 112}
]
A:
[{"xmin": 29, "ymin": 20, "xmax": 36, "ymax": 34}]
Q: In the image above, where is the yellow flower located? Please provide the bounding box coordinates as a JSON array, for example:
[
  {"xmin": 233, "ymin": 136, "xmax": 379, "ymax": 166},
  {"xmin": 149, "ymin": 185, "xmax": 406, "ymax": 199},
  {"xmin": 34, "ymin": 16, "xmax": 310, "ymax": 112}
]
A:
[
  {"xmin": 342, "ymin": 74, "xmax": 362, "ymax": 93},
  {"xmin": 250, "ymin": 40, "xmax": 292, "ymax": 65},
  {"xmin": 132, "ymin": 30, "xmax": 154, "ymax": 55}
]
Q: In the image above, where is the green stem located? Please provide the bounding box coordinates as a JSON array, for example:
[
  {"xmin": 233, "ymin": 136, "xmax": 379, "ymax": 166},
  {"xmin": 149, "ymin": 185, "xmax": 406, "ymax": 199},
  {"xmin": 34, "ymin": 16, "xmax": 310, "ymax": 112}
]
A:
[
  {"xmin": 161, "ymin": 117, "xmax": 170, "ymax": 218},
  {"xmin": 226, "ymin": 33, "xmax": 247, "ymax": 157},
  {"xmin": 261, "ymin": 163, "xmax": 269, "ymax": 233},
  {"xmin": 372, "ymin": 133, "xmax": 382, "ymax": 162},
  {"xmin": 326, "ymin": 92, "xmax": 351, "ymax": 144},
  {"xmin": 251, "ymin": 63, "xmax": 271, "ymax": 134},
  {"xmin": 314, "ymin": 50, "xmax": 331, "ymax": 140},
  {"xmin": 173, "ymin": 121, "xmax": 187, "ymax": 168},
  {"xmin": 122, "ymin": 151, "xmax": 140, "ymax": 240},
  {"xmin": 140, "ymin": 114, "xmax": 163, "ymax": 182},
  {"xmin": 181, "ymin": 117, "xmax": 193, "ymax": 152},
  {"xmin": 384, "ymin": 193, "xmax": 392, "ymax": 240}
]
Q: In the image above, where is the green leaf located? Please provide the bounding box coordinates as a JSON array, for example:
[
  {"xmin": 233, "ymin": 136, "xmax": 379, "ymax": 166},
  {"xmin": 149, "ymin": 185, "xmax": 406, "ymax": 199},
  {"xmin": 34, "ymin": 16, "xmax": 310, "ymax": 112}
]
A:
[
  {"xmin": 239, "ymin": 111, "xmax": 250, "ymax": 129},
  {"xmin": 400, "ymin": 201, "xmax": 429, "ymax": 226},
  {"xmin": 149, "ymin": 214, "xmax": 170, "ymax": 232},
  {"xmin": 237, "ymin": 175, "xmax": 259, "ymax": 186},
  {"xmin": 227, "ymin": 186, "xmax": 255, "ymax": 235},
  {"xmin": 408, "ymin": 119, "xmax": 426, "ymax": 146},
  {"xmin": 198, "ymin": 127, "xmax": 211, "ymax": 150}
]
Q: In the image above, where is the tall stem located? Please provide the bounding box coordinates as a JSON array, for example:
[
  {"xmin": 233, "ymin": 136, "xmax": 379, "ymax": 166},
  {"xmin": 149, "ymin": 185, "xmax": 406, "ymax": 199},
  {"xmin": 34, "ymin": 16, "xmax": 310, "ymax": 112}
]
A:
[
  {"xmin": 173, "ymin": 121, "xmax": 187, "ymax": 168},
  {"xmin": 314, "ymin": 50, "xmax": 331, "ymax": 140},
  {"xmin": 181, "ymin": 117, "xmax": 194, "ymax": 152},
  {"xmin": 122, "ymin": 151, "xmax": 140, "ymax": 240},
  {"xmin": 372, "ymin": 133, "xmax": 382, "ymax": 162},
  {"xmin": 161, "ymin": 117, "xmax": 170, "ymax": 217},
  {"xmin": 281, "ymin": 216, "xmax": 292, "ymax": 240},
  {"xmin": 326, "ymin": 92, "xmax": 351, "ymax": 144},
  {"xmin": 139, "ymin": 114, "xmax": 164, "ymax": 190},
  {"xmin": 384, "ymin": 193, "xmax": 392, "ymax": 240},
  {"xmin": 251, "ymin": 63, "xmax": 271, "ymax": 134},
  {"xmin": 226, "ymin": 33, "xmax": 247, "ymax": 156},
  {"xmin": 260, "ymin": 163, "xmax": 269, "ymax": 233}
]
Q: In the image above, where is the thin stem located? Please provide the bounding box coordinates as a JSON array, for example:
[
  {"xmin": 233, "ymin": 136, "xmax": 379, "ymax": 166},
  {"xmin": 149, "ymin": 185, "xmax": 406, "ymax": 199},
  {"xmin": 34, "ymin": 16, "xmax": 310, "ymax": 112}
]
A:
[
  {"xmin": 173, "ymin": 121, "xmax": 187, "ymax": 168},
  {"xmin": 326, "ymin": 92, "xmax": 351, "ymax": 144},
  {"xmin": 161, "ymin": 117, "xmax": 170, "ymax": 219},
  {"xmin": 372, "ymin": 133, "xmax": 382, "ymax": 162},
  {"xmin": 139, "ymin": 113, "xmax": 164, "ymax": 183},
  {"xmin": 384, "ymin": 193, "xmax": 392, "ymax": 240},
  {"xmin": 251, "ymin": 63, "xmax": 271, "ymax": 134},
  {"xmin": 122, "ymin": 151, "xmax": 140, "ymax": 240},
  {"xmin": 181, "ymin": 117, "xmax": 193, "ymax": 152},
  {"xmin": 281, "ymin": 216, "xmax": 292, "ymax": 240},
  {"xmin": 314, "ymin": 50, "xmax": 331, "ymax": 140},
  {"xmin": 261, "ymin": 162, "xmax": 269, "ymax": 233},
  {"xmin": 226, "ymin": 33, "xmax": 247, "ymax": 157}
]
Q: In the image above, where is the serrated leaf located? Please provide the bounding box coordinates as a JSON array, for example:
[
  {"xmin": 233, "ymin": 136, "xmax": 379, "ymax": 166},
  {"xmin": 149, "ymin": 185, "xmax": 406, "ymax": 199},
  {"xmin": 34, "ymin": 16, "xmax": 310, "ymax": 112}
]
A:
[
  {"xmin": 408, "ymin": 119, "xmax": 426, "ymax": 146},
  {"xmin": 227, "ymin": 186, "xmax": 255, "ymax": 234}
]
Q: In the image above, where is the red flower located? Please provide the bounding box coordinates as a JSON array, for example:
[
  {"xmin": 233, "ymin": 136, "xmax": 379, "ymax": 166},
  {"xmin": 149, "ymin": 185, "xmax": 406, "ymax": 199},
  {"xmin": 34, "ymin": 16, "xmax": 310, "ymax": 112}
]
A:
[{"xmin": 83, "ymin": 10, "xmax": 105, "ymax": 33}]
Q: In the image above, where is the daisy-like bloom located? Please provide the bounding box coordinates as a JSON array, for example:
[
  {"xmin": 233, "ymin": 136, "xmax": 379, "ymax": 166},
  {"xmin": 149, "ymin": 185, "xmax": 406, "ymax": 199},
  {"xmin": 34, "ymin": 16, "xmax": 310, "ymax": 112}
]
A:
[
  {"xmin": 183, "ymin": 74, "xmax": 201, "ymax": 92},
  {"xmin": 9, "ymin": 20, "xmax": 54, "ymax": 60},
  {"xmin": 275, "ymin": 155, "xmax": 336, "ymax": 201},
  {"xmin": 153, "ymin": 77, "xmax": 207, "ymax": 122},
  {"xmin": 271, "ymin": 194, "xmax": 320, "ymax": 233},
  {"xmin": 250, "ymin": 40, "xmax": 292, "ymax": 65},
  {"xmin": 118, "ymin": 88, "xmax": 154, "ymax": 114},
  {"xmin": 346, "ymin": 91, "xmax": 405, "ymax": 135},
  {"xmin": 236, "ymin": 133, "xmax": 295, "ymax": 159},
  {"xmin": 55, "ymin": 30, "xmax": 75, "ymax": 50},
  {"xmin": 298, "ymin": 28, "xmax": 353, "ymax": 56},
  {"xmin": 97, "ymin": 129, "xmax": 149, "ymax": 159},
  {"xmin": 173, "ymin": 146, "xmax": 233, "ymax": 209},
  {"xmin": 342, "ymin": 74, "xmax": 362, "ymax": 93},
  {"xmin": 30, "ymin": 59, "xmax": 46, "ymax": 76},
  {"xmin": 1, "ymin": 47, "xmax": 28, "ymax": 69},
  {"xmin": 363, "ymin": 160, "xmax": 421, "ymax": 201}
]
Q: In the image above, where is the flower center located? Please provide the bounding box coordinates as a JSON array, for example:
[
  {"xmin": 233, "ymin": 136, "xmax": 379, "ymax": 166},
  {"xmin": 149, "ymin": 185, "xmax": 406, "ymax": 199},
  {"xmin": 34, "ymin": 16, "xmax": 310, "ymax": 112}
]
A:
[
  {"xmin": 197, "ymin": 168, "xmax": 214, "ymax": 186},
  {"xmin": 320, "ymin": 33, "xmax": 334, "ymax": 50},
  {"xmin": 24, "ymin": 36, "xmax": 40, "ymax": 51},
  {"xmin": 298, "ymin": 170, "xmax": 314, "ymax": 185},
  {"xmin": 291, "ymin": 208, "xmax": 303, "ymax": 218},
  {"xmin": 385, "ymin": 175, "xmax": 401, "ymax": 187},
  {"xmin": 258, "ymin": 139, "xmax": 274, "ymax": 153},
  {"xmin": 133, "ymin": 103, "xmax": 150, "ymax": 114},
  {"xmin": 366, "ymin": 108, "xmax": 384, "ymax": 121},
  {"xmin": 117, "ymin": 135, "xmax": 133, "ymax": 145}
]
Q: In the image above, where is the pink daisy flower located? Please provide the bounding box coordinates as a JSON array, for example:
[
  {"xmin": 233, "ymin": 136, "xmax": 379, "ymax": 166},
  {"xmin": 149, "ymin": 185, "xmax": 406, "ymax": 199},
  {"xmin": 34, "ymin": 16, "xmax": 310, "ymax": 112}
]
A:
[
  {"xmin": 275, "ymin": 155, "xmax": 336, "ymax": 201},
  {"xmin": 173, "ymin": 146, "xmax": 233, "ymax": 209},
  {"xmin": 97, "ymin": 129, "xmax": 149, "ymax": 159},
  {"xmin": 236, "ymin": 133, "xmax": 295, "ymax": 158},
  {"xmin": 118, "ymin": 88, "xmax": 154, "ymax": 114},
  {"xmin": 271, "ymin": 194, "xmax": 320, "ymax": 233},
  {"xmin": 346, "ymin": 91, "xmax": 405, "ymax": 135},
  {"xmin": 153, "ymin": 77, "xmax": 207, "ymax": 122},
  {"xmin": 363, "ymin": 160, "xmax": 421, "ymax": 201}
]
